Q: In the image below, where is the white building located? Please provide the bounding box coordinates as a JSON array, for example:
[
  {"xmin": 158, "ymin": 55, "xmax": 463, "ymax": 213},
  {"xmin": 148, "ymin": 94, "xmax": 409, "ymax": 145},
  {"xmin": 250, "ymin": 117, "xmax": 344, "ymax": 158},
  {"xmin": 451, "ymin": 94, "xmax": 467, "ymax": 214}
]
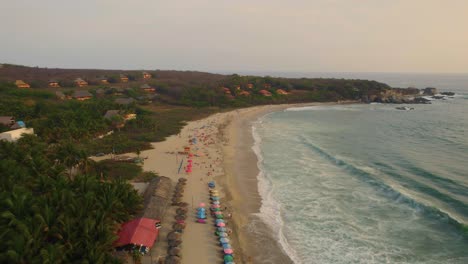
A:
[{"xmin": 0, "ymin": 128, "xmax": 34, "ymax": 142}]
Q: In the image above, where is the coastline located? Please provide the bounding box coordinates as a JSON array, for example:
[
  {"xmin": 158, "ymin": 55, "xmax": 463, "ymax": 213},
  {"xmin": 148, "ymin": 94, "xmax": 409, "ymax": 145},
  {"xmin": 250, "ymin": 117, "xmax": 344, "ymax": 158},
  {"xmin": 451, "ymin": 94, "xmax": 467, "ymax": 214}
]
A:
[
  {"xmin": 220, "ymin": 102, "xmax": 358, "ymax": 263},
  {"xmin": 134, "ymin": 101, "xmax": 358, "ymax": 263}
]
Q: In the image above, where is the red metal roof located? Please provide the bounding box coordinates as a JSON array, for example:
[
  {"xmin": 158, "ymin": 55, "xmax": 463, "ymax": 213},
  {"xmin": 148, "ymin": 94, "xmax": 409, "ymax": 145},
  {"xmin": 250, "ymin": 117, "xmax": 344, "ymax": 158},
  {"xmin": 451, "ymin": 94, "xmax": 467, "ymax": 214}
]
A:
[{"xmin": 115, "ymin": 218, "xmax": 160, "ymax": 248}]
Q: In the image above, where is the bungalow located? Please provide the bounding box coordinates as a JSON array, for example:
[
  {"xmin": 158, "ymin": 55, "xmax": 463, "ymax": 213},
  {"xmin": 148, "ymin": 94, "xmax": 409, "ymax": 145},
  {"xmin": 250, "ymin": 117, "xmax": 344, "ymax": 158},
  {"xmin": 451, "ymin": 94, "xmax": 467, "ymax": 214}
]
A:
[
  {"xmin": 140, "ymin": 84, "xmax": 155, "ymax": 93},
  {"xmin": 15, "ymin": 80, "xmax": 30, "ymax": 89},
  {"xmin": 120, "ymin": 74, "xmax": 129, "ymax": 83},
  {"xmin": 142, "ymin": 72, "xmax": 152, "ymax": 79},
  {"xmin": 222, "ymin": 87, "xmax": 232, "ymax": 95},
  {"xmin": 73, "ymin": 90, "xmax": 93, "ymax": 101},
  {"xmin": 0, "ymin": 116, "xmax": 15, "ymax": 127},
  {"xmin": 263, "ymin": 83, "xmax": 272, "ymax": 89},
  {"xmin": 276, "ymin": 89, "xmax": 289, "ymax": 95},
  {"xmin": 48, "ymin": 80, "xmax": 60, "ymax": 88},
  {"xmin": 239, "ymin": 90, "xmax": 251, "ymax": 96},
  {"xmin": 259, "ymin": 89, "xmax": 272, "ymax": 97},
  {"xmin": 74, "ymin": 78, "xmax": 88, "ymax": 87},
  {"xmin": 235, "ymin": 85, "xmax": 241, "ymax": 91},
  {"xmin": 247, "ymin": 83, "xmax": 254, "ymax": 89},
  {"xmin": 104, "ymin": 110, "xmax": 120, "ymax": 120},
  {"xmin": 124, "ymin": 113, "xmax": 137, "ymax": 121},
  {"xmin": 99, "ymin": 77, "xmax": 109, "ymax": 84}
]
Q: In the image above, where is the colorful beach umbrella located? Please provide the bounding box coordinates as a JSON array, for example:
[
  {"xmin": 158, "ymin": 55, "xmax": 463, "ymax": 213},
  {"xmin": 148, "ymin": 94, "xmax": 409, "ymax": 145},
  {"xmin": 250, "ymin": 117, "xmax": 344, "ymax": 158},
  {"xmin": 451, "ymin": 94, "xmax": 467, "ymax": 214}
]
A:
[
  {"xmin": 224, "ymin": 255, "xmax": 234, "ymax": 262},
  {"xmin": 217, "ymin": 222, "xmax": 226, "ymax": 227},
  {"xmin": 222, "ymin": 243, "xmax": 232, "ymax": 249},
  {"xmin": 217, "ymin": 232, "xmax": 228, "ymax": 237},
  {"xmin": 219, "ymin": 237, "xmax": 230, "ymax": 243},
  {"xmin": 199, "ymin": 203, "xmax": 206, "ymax": 207},
  {"xmin": 214, "ymin": 211, "xmax": 222, "ymax": 215},
  {"xmin": 215, "ymin": 219, "xmax": 224, "ymax": 223},
  {"xmin": 217, "ymin": 227, "xmax": 227, "ymax": 232},
  {"xmin": 224, "ymin": 249, "xmax": 234, "ymax": 254},
  {"xmin": 212, "ymin": 201, "xmax": 220, "ymax": 205},
  {"xmin": 211, "ymin": 204, "xmax": 221, "ymax": 208},
  {"xmin": 211, "ymin": 197, "xmax": 219, "ymax": 201}
]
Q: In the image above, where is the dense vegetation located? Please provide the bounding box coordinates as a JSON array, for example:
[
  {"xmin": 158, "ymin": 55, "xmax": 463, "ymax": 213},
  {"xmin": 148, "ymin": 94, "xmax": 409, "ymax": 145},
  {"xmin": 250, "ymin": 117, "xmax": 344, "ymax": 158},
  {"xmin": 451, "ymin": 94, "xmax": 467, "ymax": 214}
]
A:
[
  {"xmin": 0, "ymin": 136, "xmax": 142, "ymax": 263},
  {"xmin": 0, "ymin": 65, "xmax": 395, "ymax": 263}
]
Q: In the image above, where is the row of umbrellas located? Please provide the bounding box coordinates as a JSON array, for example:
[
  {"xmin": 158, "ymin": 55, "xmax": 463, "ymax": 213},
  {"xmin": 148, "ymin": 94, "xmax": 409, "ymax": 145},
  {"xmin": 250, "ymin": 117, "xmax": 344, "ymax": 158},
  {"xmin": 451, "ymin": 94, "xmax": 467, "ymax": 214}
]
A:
[
  {"xmin": 208, "ymin": 182, "xmax": 235, "ymax": 264},
  {"xmin": 164, "ymin": 178, "xmax": 189, "ymax": 264}
]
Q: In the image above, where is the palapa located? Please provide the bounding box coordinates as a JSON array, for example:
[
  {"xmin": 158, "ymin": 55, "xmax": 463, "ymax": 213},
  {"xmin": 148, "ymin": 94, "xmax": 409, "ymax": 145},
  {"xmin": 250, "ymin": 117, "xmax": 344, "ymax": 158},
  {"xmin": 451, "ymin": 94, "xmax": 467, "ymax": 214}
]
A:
[
  {"xmin": 168, "ymin": 246, "xmax": 182, "ymax": 256},
  {"xmin": 167, "ymin": 231, "xmax": 182, "ymax": 240},
  {"xmin": 168, "ymin": 239, "xmax": 182, "ymax": 247},
  {"xmin": 165, "ymin": 256, "xmax": 181, "ymax": 264}
]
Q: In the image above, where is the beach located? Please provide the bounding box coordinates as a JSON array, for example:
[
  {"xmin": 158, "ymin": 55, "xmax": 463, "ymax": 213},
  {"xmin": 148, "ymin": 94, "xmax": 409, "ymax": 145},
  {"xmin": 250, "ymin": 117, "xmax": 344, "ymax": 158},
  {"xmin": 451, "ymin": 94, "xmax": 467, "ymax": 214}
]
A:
[{"xmin": 135, "ymin": 102, "xmax": 354, "ymax": 264}]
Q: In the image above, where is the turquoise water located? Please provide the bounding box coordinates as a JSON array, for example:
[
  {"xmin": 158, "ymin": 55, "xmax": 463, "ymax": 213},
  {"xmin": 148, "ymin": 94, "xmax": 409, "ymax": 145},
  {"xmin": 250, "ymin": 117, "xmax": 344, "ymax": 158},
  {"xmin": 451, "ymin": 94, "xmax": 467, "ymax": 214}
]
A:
[{"xmin": 253, "ymin": 93, "xmax": 468, "ymax": 263}]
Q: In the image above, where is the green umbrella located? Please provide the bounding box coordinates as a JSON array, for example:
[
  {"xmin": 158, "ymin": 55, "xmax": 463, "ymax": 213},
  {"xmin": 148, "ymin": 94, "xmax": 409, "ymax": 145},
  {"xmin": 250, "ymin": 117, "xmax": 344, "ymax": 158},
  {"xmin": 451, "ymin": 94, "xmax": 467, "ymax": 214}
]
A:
[
  {"xmin": 224, "ymin": 255, "xmax": 234, "ymax": 262},
  {"xmin": 216, "ymin": 214, "xmax": 224, "ymax": 219}
]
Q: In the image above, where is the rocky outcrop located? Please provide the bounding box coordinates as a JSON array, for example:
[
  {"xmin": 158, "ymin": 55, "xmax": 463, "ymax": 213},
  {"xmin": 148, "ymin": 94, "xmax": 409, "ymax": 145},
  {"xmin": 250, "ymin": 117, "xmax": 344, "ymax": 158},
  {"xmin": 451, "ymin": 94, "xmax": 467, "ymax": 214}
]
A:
[{"xmin": 423, "ymin": 87, "xmax": 438, "ymax": 95}]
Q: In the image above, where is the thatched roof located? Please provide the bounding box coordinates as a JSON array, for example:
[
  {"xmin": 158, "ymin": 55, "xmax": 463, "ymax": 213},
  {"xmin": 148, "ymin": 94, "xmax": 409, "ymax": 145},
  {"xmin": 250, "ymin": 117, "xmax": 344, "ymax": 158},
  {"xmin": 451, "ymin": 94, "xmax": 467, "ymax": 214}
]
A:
[{"xmin": 141, "ymin": 177, "xmax": 172, "ymax": 220}]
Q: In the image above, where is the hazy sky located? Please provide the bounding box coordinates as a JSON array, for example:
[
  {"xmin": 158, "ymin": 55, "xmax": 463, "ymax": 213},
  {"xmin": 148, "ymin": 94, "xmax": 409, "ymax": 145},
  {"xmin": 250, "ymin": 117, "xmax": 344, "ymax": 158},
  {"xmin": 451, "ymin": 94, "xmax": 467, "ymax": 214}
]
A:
[{"xmin": 1, "ymin": 0, "xmax": 467, "ymax": 73}]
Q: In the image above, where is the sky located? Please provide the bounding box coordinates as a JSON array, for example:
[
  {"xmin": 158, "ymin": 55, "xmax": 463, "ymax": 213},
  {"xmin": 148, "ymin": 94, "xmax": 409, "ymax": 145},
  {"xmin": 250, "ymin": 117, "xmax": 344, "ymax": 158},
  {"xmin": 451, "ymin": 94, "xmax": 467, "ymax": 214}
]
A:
[{"xmin": 1, "ymin": 0, "xmax": 468, "ymax": 73}]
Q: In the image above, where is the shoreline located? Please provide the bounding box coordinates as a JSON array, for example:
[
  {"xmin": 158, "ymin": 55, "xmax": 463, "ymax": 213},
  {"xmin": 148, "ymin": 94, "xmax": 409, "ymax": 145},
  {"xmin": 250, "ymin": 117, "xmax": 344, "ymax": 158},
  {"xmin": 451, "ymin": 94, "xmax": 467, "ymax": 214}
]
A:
[
  {"xmin": 220, "ymin": 102, "xmax": 358, "ymax": 263},
  {"xmin": 132, "ymin": 101, "xmax": 358, "ymax": 264}
]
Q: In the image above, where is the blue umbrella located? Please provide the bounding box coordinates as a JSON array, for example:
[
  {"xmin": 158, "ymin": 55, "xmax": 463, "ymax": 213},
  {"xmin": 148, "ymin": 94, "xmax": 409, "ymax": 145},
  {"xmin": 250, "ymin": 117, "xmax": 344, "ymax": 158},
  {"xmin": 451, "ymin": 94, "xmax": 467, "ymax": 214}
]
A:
[
  {"xmin": 217, "ymin": 232, "xmax": 228, "ymax": 237},
  {"xmin": 219, "ymin": 237, "xmax": 230, "ymax": 243},
  {"xmin": 211, "ymin": 197, "xmax": 220, "ymax": 201},
  {"xmin": 215, "ymin": 219, "xmax": 224, "ymax": 223},
  {"xmin": 222, "ymin": 243, "xmax": 232, "ymax": 249},
  {"xmin": 197, "ymin": 207, "xmax": 206, "ymax": 211},
  {"xmin": 217, "ymin": 227, "xmax": 227, "ymax": 232}
]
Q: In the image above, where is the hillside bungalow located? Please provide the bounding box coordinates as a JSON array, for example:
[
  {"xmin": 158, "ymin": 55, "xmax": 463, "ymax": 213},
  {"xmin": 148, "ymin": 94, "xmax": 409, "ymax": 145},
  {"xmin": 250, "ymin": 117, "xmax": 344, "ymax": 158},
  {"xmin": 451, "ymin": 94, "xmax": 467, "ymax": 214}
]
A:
[
  {"xmin": 99, "ymin": 77, "xmax": 109, "ymax": 84},
  {"xmin": 142, "ymin": 72, "xmax": 152, "ymax": 79},
  {"xmin": 259, "ymin": 89, "xmax": 272, "ymax": 97},
  {"xmin": 0, "ymin": 116, "xmax": 15, "ymax": 127},
  {"xmin": 15, "ymin": 80, "xmax": 30, "ymax": 89},
  {"xmin": 74, "ymin": 78, "xmax": 88, "ymax": 87},
  {"xmin": 0, "ymin": 127, "xmax": 35, "ymax": 142},
  {"xmin": 120, "ymin": 74, "xmax": 129, "ymax": 83},
  {"xmin": 48, "ymin": 80, "xmax": 60, "ymax": 88},
  {"xmin": 263, "ymin": 83, "xmax": 272, "ymax": 89},
  {"xmin": 247, "ymin": 83, "xmax": 254, "ymax": 89},
  {"xmin": 239, "ymin": 90, "xmax": 251, "ymax": 96},
  {"xmin": 222, "ymin": 87, "xmax": 232, "ymax": 95},
  {"xmin": 235, "ymin": 85, "xmax": 241, "ymax": 91},
  {"xmin": 73, "ymin": 90, "xmax": 93, "ymax": 101},
  {"xmin": 276, "ymin": 89, "xmax": 289, "ymax": 95},
  {"xmin": 140, "ymin": 84, "xmax": 155, "ymax": 93}
]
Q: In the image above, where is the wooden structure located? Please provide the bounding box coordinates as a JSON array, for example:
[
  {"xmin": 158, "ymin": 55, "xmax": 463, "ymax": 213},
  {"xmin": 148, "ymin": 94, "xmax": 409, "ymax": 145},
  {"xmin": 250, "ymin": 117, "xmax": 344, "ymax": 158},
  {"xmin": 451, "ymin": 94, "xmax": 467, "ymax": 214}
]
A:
[
  {"xmin": 120, "ymin": 74, "xmax": 129, "ymax": 83},
  {"xmin": 74, "ymin": 78, "xmax": 88, "ymax": 87},
  {"xmin": 73, "ymin": 90, "xmax": 92, "ymax": 101},
  {"xmin": 140, "ymin": 84, "xmax": 155, "ymax": 93},
  {"xmin": 247, "ymin": 83, "xmax": 254, "ymax": 89},
  {"xmin": 142, "ymin": 72, "xmax": 152, "ymax": 79},
  {"xmin": 259, "ymin": 89, "xmax": 272, "ymax": 97},
  {"xmin": 15, "ymin": 80, "xmax": 30, "ymax": 88},
  {"xmin": 48, "ymin": 80, "xmax": 60, "ymax": 88},
  {"xmin": 276, "ymin": 89, "xmax": 289, "ymax": 95}
]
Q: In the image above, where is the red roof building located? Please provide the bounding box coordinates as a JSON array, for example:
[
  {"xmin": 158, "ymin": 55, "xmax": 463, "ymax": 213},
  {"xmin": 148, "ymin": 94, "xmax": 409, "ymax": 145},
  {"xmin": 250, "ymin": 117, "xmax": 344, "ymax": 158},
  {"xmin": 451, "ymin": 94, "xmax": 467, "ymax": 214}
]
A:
[
  {"xmin": 259, "ymin": 89, "xmax": 272, "ymax": 97},
  {"xmin": 114, "ymin": 218, "xmax": 160, "ymax": 248}
]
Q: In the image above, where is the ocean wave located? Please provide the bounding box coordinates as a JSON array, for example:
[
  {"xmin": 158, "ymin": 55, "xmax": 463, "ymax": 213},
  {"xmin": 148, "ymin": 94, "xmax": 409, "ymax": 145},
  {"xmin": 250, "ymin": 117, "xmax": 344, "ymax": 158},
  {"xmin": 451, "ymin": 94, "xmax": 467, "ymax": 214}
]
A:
[
  {"xmin": 285, "ymin": 105, "xmax": 360, "ymax": 112},
  {"xmin": 300, "ymin": 137, "xmax": 468, "ymax": 236},
  {"xmin": 251, "ymin": 120, "xmax": 302, "ymax": 264}
]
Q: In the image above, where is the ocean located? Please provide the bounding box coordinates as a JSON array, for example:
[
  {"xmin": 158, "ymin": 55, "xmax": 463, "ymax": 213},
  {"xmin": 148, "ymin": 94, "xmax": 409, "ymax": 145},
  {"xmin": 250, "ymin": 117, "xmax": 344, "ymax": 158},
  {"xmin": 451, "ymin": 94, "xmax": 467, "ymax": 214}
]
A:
[{"xmin": 251, "ymin": 74, "xmax": 468, "ymax": 264}]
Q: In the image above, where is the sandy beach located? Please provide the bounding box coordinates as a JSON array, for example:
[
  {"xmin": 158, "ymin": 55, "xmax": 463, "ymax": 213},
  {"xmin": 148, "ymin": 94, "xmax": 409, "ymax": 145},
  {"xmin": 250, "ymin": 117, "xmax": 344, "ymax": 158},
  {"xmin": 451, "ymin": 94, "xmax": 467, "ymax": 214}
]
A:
[{"xmin": 136, "ymin": 102, "xmax": 352, "ymax": 263}]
